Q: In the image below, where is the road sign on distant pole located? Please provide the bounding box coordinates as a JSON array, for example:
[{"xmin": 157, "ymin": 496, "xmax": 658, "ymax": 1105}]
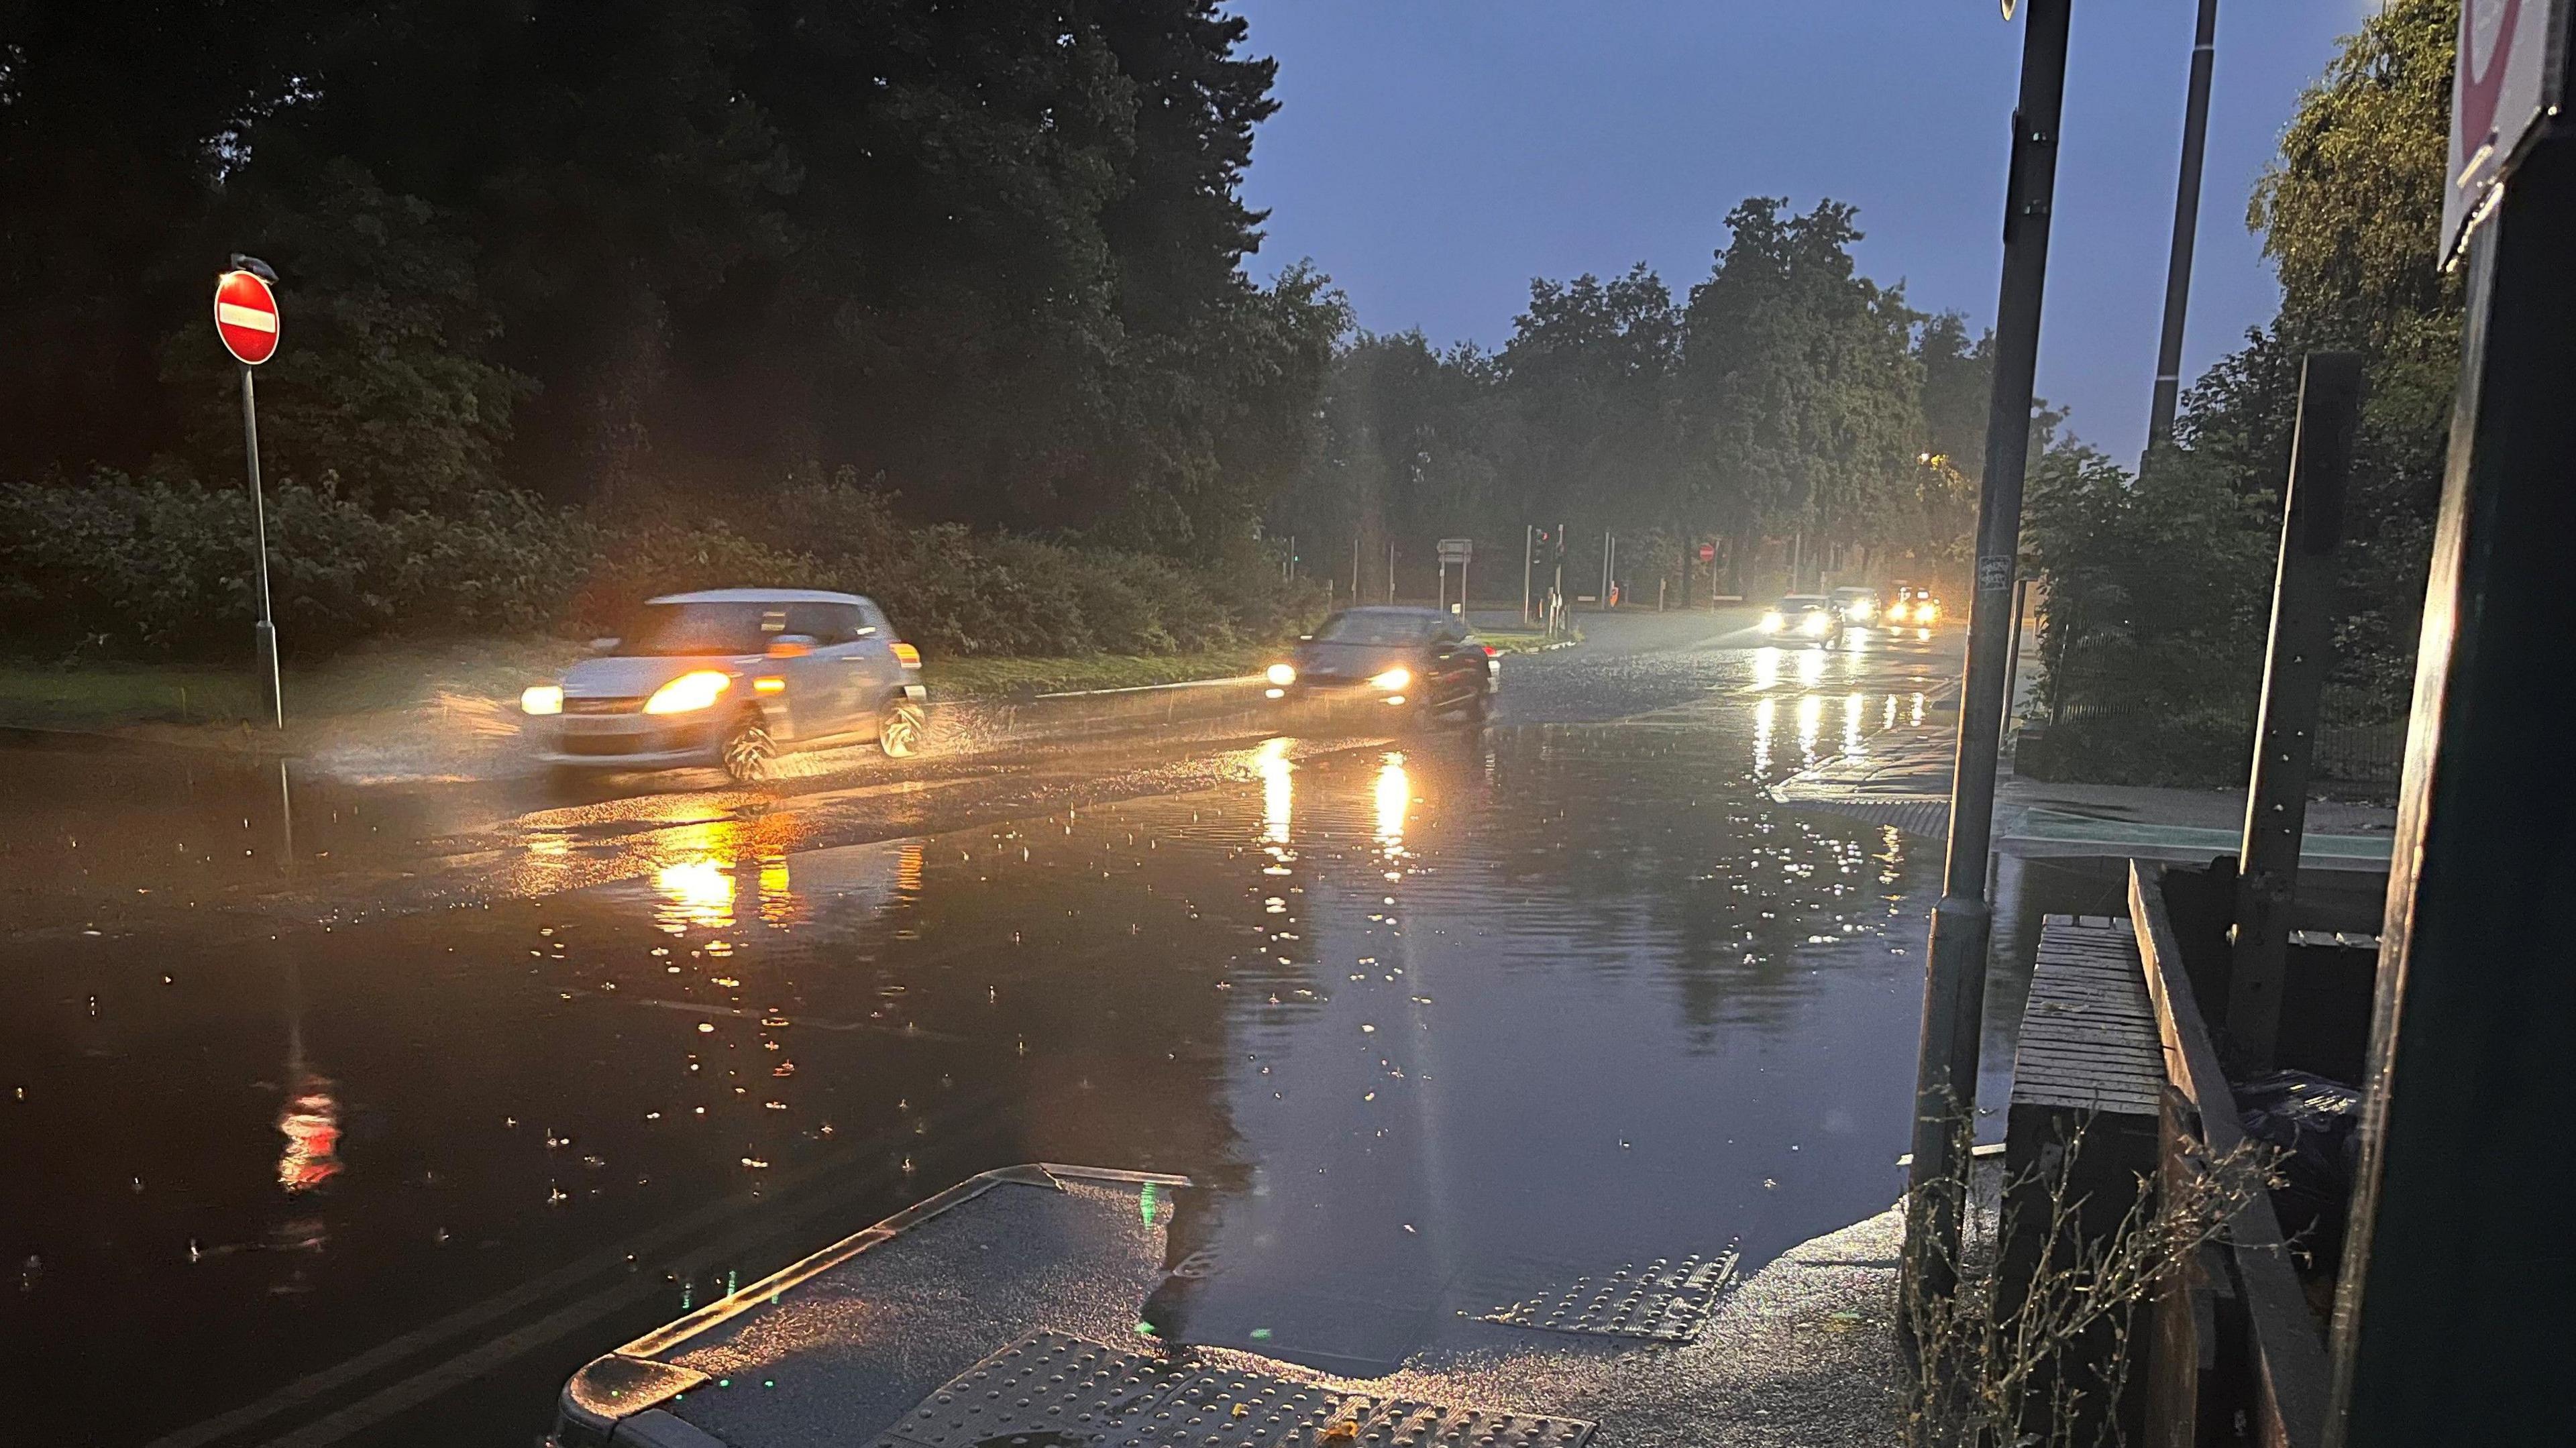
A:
[{"xmin": 215, "ymin": 258, "xmax": 284, "ymax": 729}]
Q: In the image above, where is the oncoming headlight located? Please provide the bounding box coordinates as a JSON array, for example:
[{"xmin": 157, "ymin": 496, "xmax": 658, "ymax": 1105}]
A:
[
  {"xmin": 1370, "ymin": 667, "xmax": 1411, "ymax": 691},
  {"xmin": 1801, "ymin": 612, "xmax": 1832, "ymax": 636},
  {"xmin": 644, "ymin": 670, "xmax": 732, "ymax": 715},
  {"xmin": 1758, "ymin": 612, "xmax": 1784, "ymax": 633},
  {"xmin": 1266, "ymin": 662, "xmax": 1297, "ymax": 686},
  {"xmin": 520, "ymin": 684, "xmax": 564, "ymax": 716}
]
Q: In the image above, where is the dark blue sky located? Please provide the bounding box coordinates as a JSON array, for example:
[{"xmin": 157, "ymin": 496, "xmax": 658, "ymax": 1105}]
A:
[{"xmin": 1230, "ymin": 1, "xmax": 2374, "ymax": 465}]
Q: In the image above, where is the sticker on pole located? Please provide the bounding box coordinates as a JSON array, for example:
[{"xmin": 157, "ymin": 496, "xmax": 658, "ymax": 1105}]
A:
[
  {"xmin": 1976, "ymin": 554, "xmax": 2014, "ymax": 593},
  {"xmin": 214, "ymin": 270, "xmax": 280, "ymax": 366},
  {"xmin": 2441, "ymin": 0, "xmax": 2569, "ymax": 266}
]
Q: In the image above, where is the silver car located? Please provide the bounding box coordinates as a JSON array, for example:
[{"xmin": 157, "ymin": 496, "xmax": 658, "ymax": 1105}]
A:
[{"xmin": 521, "ymin": 588, "xmax": 928, "ymax": 783}]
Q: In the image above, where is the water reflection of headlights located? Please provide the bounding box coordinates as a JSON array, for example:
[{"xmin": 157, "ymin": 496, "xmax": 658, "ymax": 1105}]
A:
[
  {"xmin": 1375, "ymin": 756, "xmax": 1409, "ymax": 848},
  {"xmin": 1258, "ymin": 738, "xmax": 1293, "ymax": 846},
  {"xmin": 655, "ymin": 856, "xmax": 737, "ymax": 932}
]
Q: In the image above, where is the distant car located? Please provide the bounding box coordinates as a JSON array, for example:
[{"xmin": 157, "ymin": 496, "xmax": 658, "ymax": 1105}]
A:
[
  {"xmin": 1266, "ymin": 606, "xmax": 1498, "ymax": 724},
  {"xmin": 1828, "ymin": 586, "xmax": 1882, "ymax": 624},
  {"xmin": 1891, "ymin": 586, "xmax": 1943, "ymax": 627},
  {"xmin": 521, "ymin": 588, "xmax": 928, "ymax": 783},
  {"xmin": 1758, "ymin": 594, "xmax": 1846, "ymax": 648}
]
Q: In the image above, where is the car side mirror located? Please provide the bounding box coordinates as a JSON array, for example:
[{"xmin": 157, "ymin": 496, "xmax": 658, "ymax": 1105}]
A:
[
  {"xmin": 765, "ymin": 633, "xmax": 820, "ymax": 659},
  {"xmin": 588, "ymin": 637, "xmax": 619, "ymax": 653}
]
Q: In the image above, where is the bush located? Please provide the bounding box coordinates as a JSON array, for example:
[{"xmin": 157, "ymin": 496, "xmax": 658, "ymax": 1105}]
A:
[
  {"xmin": 0, "ymin": 471, "xmax": 1326, "ymax": 664},
  {"xmin": 2017, "ymin": 712, "xmax": 2255, "ymax": 789}
]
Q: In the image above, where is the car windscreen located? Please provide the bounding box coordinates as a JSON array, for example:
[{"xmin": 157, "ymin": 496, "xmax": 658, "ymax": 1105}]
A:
[
  {"xmin": 619, "ymin": 602, "xmax": 786, "ymax": 656},
  {"xmin": 1315, "ymin": 612, "xmax": 1434, "ymax": 645},
  {"xmin": 1777, "ymin": 598, "xmax": 1829, "ymax": 611}
]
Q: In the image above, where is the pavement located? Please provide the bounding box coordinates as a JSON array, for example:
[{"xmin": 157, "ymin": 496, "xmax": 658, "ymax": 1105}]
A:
[{"xmin": 1767, "ymin": 718, "xmax": 2398, "ymax": 871}]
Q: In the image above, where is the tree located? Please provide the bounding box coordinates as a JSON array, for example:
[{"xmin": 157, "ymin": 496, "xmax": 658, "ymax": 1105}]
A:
[{"xmin": 1681, "ymin": 198, "xmax": 1923, "ymax": 586}]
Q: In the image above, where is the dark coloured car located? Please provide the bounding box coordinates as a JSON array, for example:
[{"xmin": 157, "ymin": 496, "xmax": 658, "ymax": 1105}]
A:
[{"xmin": 1265, "ymin": 607, "xmax": 1498, "ymax": 724}]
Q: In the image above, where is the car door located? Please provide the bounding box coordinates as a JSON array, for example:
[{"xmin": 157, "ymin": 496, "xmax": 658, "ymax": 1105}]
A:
[
  {"xmin": 845, "ymin": 600, "xmax": 906, "ymax": 731},
  {"xmin": 784, "ymin": 603, "xmax": 864, "ymax": 738},
  {"xmin": 1430, "ymin": 620, "xmax": 1474, "ymax": 705}
]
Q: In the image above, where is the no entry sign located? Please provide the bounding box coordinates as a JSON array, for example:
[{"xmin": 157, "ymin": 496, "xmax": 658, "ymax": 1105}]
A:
[
  {"xmin": 213, "ymin": 270, "xmax": 280, "ymax": 365},
  {"xmin": 1697, "ymin": 543, "xmax": 1717, "ymax": 563},
  {"xmin": 2442, "ymin": 0, "xmax": 2570, "ymax": 265}
]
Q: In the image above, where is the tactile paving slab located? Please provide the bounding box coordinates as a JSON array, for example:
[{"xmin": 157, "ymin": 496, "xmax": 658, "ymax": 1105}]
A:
[
  {"xmin": 1352, "ymin": 1402, "xmax": 1593, "ymax": 1448},
  {"xmin": 867, "ymin": 1330, "xmax": 1186, "ymax": 1447},
  {"xmin": 1475, "ymin": 1251, "xmax": 1741, "ymax": 1342},
  {"xmin": 870, "ymin": 1333, "xmax": 1596, "ymax": 1448},
  {"xmin": 1113, "ymin": 1367, "xmax": 1377, "ymax": 1448}
]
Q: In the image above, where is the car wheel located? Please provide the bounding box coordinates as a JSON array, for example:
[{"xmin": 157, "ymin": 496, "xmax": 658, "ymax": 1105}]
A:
[
  {"xmin": 1462, "ymin": 689, "xmax": 1491, "ymax": 726},
  {"xmin": 878, "ymin": 698, "xmax": 926, "ymax": 758},
  {"xmin": 720, "ymin": 714, "xmax": 777, "ymax": 784}
]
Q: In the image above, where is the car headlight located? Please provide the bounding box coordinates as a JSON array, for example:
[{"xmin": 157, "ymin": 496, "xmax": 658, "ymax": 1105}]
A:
[
  {"xmin": 1758, "ymin": 612, "xmax": 1784, "ymax": 632},
  {"xmin": 1266, "ymin": 662, "xmax": 1297, "ymax": 686},
  {"xmin": 1919, "ymin": 603, "xmax": 1939, "ymax": 622},
  {"xmin": 521, "ymin": 684, "xmax": 563, "ymax": 716},
  {"xmin": 1802, "ymin": 612, "xmax": 1831, "ymax": 635},
  {"xmin": 1370, "ymin": 667, "xmax": 1411, "ymax": 691},
  {"xmin": 1854, "ymin": 604, "xmax": 1876, "ymax": 621},
  {"xmin": 643, "ymin": 670, "xmax": 732, "ymax": 715}
]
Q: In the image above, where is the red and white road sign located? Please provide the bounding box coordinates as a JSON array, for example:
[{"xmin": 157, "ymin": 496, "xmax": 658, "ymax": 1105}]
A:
[
  {"xmin": 1697, "ymin": 543, "xmax": 1717, "ymax": 563},
  {"xmin": 2442, "ymin": 0, "xmax": 2569, "ymax": 264},
  {"xmin": 213, "ymin": 270, "xmax": 280, "ymax": 366}
]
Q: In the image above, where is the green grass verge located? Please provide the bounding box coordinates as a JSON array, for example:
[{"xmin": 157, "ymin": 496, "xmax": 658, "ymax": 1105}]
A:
[
  {"xmin": 922, "ymin": 647, "xmax": 1271, "ymax": 698},
  {"xmin": 0, "ymin": 640, "xmax": 1292, "ymax": 737}
]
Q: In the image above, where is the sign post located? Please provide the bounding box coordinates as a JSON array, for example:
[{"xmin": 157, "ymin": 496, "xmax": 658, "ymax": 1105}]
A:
[
  {"xmin": 1438, "ymin": 537, "xmax": 1472, "ymax": 617},
  {"xmin": 1904, "ymin": 0, "xmax": 2074, "ymax": 1319},
  {"xmin": 215, "ymin": 258, "xmax": 284, "ymax": 729},
  {"xmin": 2326, "ymin": 6, "xmax": 2575, "ymax": 1442}
]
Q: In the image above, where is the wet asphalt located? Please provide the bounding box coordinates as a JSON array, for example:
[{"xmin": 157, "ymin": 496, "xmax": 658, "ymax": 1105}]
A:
[{"xmin": 1, "ymin": 610, "xmax": 1992, "ymax": 1446}]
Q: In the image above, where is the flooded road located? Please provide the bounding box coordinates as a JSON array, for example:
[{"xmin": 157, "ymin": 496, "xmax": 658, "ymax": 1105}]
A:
[{"xmin": 1, "ymin": 613, "xmax": 1972, "ymax": 1446}]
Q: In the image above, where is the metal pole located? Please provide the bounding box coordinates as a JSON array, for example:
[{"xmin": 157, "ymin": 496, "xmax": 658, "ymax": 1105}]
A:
[
  {"xmin": 1523, "ymin": 525, "xmax": 1534, "ymax": 626},
  {"xmin": 2144, "ymin": 0, "xmax": 2219, "ymax": 462},
  {"xmin": 1353, "ymin": 536, "xmax": 1361, "ymax": 600},
  {"xmin": 241, "ymin": 365, "xmax": 282, "ymax": 729},
  {"xmin": 1600, "ymin": 532, "xmax": 1611, "ymax": 608},
  {"xmin": 1387, "ymin": 541, "xmax": 1396, "ymax": 604},
  {"xmin": 1460, "ymin": 551, "xmax": 1469, "ymax": 616},
  {"xmin": 1903, "ymin": 0, "xmax": 2072, "ymax": 1310},
  {"xmin": 2326, "ymin": 119, "xmax": 2576, "ymax": 1445},
  {"xmin": 2226, "ymin": 352, "xmax": 2361, "ymax": 1072},
  {"xmin": 1999, "ymin": 575, "xmax": 2031, "ymax": 747}
]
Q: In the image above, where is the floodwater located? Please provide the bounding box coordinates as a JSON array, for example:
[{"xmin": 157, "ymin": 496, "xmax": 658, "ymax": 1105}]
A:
[{"xmin": 0, "ymin": 616, "xmax": 1975, "ymax": 1446}]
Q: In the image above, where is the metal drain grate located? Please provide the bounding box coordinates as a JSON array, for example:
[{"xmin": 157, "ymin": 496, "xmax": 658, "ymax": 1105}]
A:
[{"xmin": 1476, "ymin": 1251, "xmax": 1741, "ymax": 1342}]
